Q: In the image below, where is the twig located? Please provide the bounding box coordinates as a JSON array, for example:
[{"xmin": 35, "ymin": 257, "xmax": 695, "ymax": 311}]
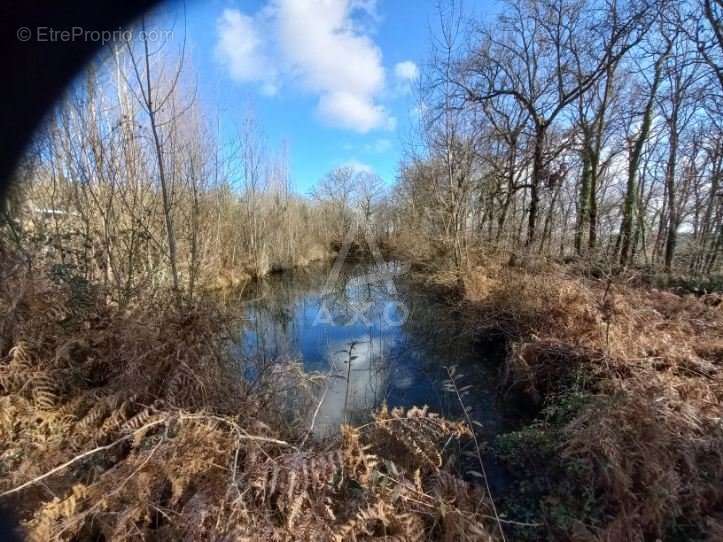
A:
[
  {"xmin": 1, "ymin": 413, "xmax": 294, "ymax": 499},
  {"xmin": 379, "ymin": 471, "xmax": 542, "ymax": 529},
  {"xmin": 300, "ymin": 377, "xmax": 330, "ymax": 448},
  {"xmin": 355, "ymin": 415, "xmax": 451, "ymax": 433},
  {"xmin": 178, "ymin": 414, "xmax": 296, "ymax": 449},
  {"xmin": 57, "ymin": 438, "xmax": 165, "ymax": 539},
  {"xmin": 0, "ymin": 418, "xmax": 167, "ymax": 498},
  {"xmin": 444, "ymin": 366, "xmax": 507, "ymax": 542},
  {"xmin": 480, "ymin": 516, "xmax": 543, "ymax": 528},
  {"xmin": 343, "ymin": 341, "xmax": 358, "ymax": 423}
]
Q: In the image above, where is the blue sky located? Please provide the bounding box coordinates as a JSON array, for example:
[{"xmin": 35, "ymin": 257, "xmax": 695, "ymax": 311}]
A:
[{"xmin": 150, "ymin": 0, "xmax": 444, "ymax": 194}]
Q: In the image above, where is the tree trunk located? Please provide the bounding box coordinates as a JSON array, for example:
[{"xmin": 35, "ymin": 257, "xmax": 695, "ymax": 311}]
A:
[
  {"xmin": 664, "ymin": 128, "xmax": 679, "ymax": 272},
  {"xmin": 527, "ymin": 122, "xmax": 545, "ymax": 247},
  {"xmin": 620, "ymin": 51, "xmax": 666, "ymax": 265},
  {"xmin": 575, "ymin": 145, "xmax": 591, "ymax": 254}
]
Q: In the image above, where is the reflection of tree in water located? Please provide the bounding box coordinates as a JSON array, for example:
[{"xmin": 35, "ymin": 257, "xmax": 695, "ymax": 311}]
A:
[
  {"xmin": 317, "ymin": 261, "xmax": 400, "ymax": 325},
  {"xmin": 397, "ymin": 281, "xmax": 470, "ymax": 359},
  {"xmin": 240, "ymin": 264, "xmax": 328, "ymax": 360},
  {"xmin": 320, "ymin": 337, "xmax": 391, "ymax": 431},
  {"xmin": 311, "ymin": 262, "xmax": 400, "ymax": 434},
  {"xmin": 396, "ymin": 280, "xmax": 514, "ymax": 439},
  {"xmin": 233, "ymin": 260, "xmax": 511, "ymax": 440}
]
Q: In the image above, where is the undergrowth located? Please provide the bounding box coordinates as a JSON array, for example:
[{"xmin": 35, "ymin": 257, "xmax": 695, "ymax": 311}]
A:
[
  {"xmin": 458, "ymin": 257, "xmax": 723, "ymax": 541},
  {"xmin": 3, "ymin": 244, "xmax": 721, "ymax": 541},
  {"xmin": 0, "ymin": 256, "xmax": 504, "ymax": 541}
]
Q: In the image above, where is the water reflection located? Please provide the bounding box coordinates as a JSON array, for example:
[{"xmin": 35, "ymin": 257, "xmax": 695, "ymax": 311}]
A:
[{"xmin": 236, "ymin": 261, "xmax": 512, "ymax": 438}]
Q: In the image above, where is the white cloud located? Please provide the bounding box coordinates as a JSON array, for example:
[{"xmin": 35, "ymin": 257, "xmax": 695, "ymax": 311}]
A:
[
  {"xmin": 341, "ymin": 159, "xmax": 374, "ymax": 174},
  {"xmin": 364, "ymin": 138, "xmax": 392, "ymax": 153},
  {"xmin": 214, "ymin": 9, "xmax": 278, "ymax": 93},
  {"xmin": 215, "ymin": 1, "xmax": 394, "ymax": 133},
  {"xmin": 392, "ymin": 60, "xmax": 418, "ymax": 96},
  {"xmin": 349, "ymin": 0, "xmax": 380, "ymax": 23},
  {"xmin": 276, "ymin": 1, "xmax": 382, "ymax": 95},
  {"xmin": 394, "ymin": 60, "xmax": 419, "ymax": 82},
  {"xmin": 317, "ymin": 91, "xmax": 387, "ymax": 132}
]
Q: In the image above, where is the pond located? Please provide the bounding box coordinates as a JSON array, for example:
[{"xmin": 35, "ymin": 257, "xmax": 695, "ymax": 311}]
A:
[{"xmin": 233, "ymin": 259, "xmax": 522, "ymax": 460}]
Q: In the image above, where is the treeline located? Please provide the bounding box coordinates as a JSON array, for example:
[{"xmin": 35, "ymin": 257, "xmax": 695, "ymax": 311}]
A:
[
  {"xmin": 3, "ymin": 0, "xmax": 721, "ymax": 303},
  {"xmin": 392, "ymin": 0, "xmax": 722, "ymax": 275},
  {"xmin": 1, "ymin": 29, "xmax": 389, "ymax": 304}
]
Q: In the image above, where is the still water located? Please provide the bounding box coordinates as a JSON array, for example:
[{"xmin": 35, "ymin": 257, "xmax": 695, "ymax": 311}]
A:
[{"xmin": 234, "ymin": 260, "xmax": 519, "ymax": 445}]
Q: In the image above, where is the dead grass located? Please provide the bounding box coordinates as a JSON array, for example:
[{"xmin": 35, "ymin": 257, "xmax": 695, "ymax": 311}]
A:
[
  {"xmin": 4, "ymin": 245, "xmax": 720, "ymax": 540},
  {"xmin": 459, "ymin": 259, "xmax": 723, "ymax": 540},
  {"xmin": 0, "ymin": 258, "xmax": 503, "ymax": 541}
]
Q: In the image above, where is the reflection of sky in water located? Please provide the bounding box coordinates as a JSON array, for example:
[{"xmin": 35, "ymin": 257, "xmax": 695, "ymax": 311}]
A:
[{"xmin": 237, "ymin": 262, "xmax": 514, "ymax": 438}]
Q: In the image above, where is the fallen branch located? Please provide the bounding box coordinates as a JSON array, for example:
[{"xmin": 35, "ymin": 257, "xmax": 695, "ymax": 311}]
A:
[
  {"xmin": 300, "ymin": 376, "xmax": 330, "ymax": 448},
  {"xmin": 0, "ymin": 418, "xmax": 168, "ymax": 498},
  {"xmin": 1, "ymin": 413, "xmax": 294, "ymax": 499}
]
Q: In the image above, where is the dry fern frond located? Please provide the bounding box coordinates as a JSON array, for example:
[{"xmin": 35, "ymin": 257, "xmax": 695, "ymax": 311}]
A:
[
  {"xmin": 1, "ymin": 264, "xmax": 504, "ymax": 542},
  {"xmin": 369, "ymin": 405, "xmax": 469, "ymax": 470}
]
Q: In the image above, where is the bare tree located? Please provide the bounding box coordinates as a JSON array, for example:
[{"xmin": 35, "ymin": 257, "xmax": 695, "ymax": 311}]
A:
[
  {"xmin": 126, "ymin": 16, "xmax": 188, "ymax": 297},
  {"xmin": 619, "ymin": 30, "xmax": 672, "ymax": 265},
  {"xmin": 453, "ymin": 0, "xmax": 651, "ymax": 246}
]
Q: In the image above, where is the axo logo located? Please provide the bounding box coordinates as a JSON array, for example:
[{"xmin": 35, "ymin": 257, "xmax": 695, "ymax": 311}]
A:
[{"xmin": 313, "ymin": 227, "xmax": 409, "ymax": 328}]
